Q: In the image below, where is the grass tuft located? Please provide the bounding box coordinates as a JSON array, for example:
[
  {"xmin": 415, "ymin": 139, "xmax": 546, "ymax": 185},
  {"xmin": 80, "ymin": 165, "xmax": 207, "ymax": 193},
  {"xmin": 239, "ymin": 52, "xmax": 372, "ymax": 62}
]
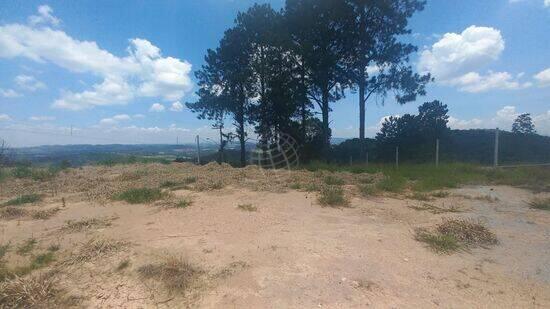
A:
[
  {"xmin": 137, "ymin": 256, "xmax": 201, "ymax": 294},
  {"xmin": 358, "ymin": 184, "xmax": 379, "ymax": 197},
  {"xmin": 113, "ymin": 188, "xmax": 164, "ymax": 204},
  {"xmin": 415, "ymin": 218, "xmax": 497, "ymax": 254},
  {"xmin": 324, "ymin": 175, "xmax": 345, "ymax": 186},
  {"xmin": 237, "ymin": 204, "xmax": 257, "ymax": 212},
  {"xmin": 318, "ymin": 186, "xmax": 348, "ymax": 207},
  {"xmin": 65, "ymin": 238, "xmax": 127, "ymax": 265},
  {"xmin": 116, "ymin": 259, "xmax": 130, "ymax": 271},
  {"xmin": 0, "ymin": 207, "xmax": 28, "ymax": 220},
  {"xmin": 376, "ymin": 174, "xmax": 406, "ymax": 193},
  {"xmin": 409, "ymin": 203, "xmax": 462, "ymax": 214},
  {"xmin": 0, "ymin": 274, "xmax": 69, "ymax": 308},
  {"xmin": 2, "ymin": 194, "xmax": 41, "ymax": 206},
  {"xmin": 528, "ymin": 198, "xmax": 550, "ymax": 211},
  {"xmin": 31, "ymin": 208, "xmax": 60, "ymax": 220},
  {"xmin": 62, "ymin": 217, "xmax": 114, "ymax": 232},
  {"xmin": 431, "ymin": 191, "xmax": 450, "ymax": 198},
  {"xmin": 16, "ymin": 238, "xmax": 37, "ymax": 256},
  {"xmin": 415, "ymin": 229, "xmax": 461, "ymax": 254},
  {"xmin": 175, "ymin": 197, "xmax": 193, "ymax": 209}
]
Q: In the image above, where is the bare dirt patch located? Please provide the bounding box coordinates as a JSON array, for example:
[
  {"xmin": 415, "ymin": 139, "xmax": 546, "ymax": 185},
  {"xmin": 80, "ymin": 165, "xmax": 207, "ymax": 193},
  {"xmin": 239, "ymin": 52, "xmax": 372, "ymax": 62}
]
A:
[{"xmin": 0, "ymin": 164, "xmax": 549, "ymax": 308}]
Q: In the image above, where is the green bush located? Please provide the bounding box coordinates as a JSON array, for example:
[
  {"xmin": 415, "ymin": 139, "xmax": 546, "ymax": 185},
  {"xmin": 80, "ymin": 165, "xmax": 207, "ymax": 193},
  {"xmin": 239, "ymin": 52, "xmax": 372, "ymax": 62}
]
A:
[
  {"xmin": 113, "ymin": 188, "xmax": 164, "ymax": 204},
  {"xmin": 12, "ymin": 166, "xmax": 32, "ymax": 178}
]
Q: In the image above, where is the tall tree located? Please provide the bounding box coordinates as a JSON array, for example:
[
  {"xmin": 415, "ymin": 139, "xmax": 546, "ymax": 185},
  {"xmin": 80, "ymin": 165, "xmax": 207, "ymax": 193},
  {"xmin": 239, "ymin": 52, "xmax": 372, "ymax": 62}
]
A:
[
  {"xmin": 234, "ymin": 4, "xmax": 301, "ymax": 144},
  {"xmin": 343, "ymin": 0, "xmax": 431, "ymax": 152},
  {"xmin": 187, "ymin": 27, "xmax": 255, "ymax": 167},
  {"xmin": 512, "ymin": 113, "xmax": 536, "ymax": 135},
  {"xmin": 285, "ymin": 0, "xmax": 351, "ymax": 160}
]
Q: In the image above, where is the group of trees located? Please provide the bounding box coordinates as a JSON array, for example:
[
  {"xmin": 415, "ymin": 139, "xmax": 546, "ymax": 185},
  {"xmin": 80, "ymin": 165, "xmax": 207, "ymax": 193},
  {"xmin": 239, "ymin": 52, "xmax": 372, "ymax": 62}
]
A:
[{"xmin": 187, "ymin": 0, "xmax": 430, "ymax": 166}]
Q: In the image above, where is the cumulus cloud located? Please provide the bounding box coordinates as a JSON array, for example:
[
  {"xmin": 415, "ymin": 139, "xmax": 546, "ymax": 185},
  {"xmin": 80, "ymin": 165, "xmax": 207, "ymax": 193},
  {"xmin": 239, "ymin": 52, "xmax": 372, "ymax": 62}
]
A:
[
  {"xmin": 0, "ymin": 88, "xmax": 21, "ymax": 98},
  {"xmin": 418, "ymin": 25, "xmax": 529, "ymax": 92},
  {"xmin": 170, "ymin": 101, "xmax": 184, "ymax": 112},
  {"xmin": 0, "ymin": 114, "xmax": 12, "ymax": 121},
  {"xmin": 15, "ymin": 74, "xmax": 46, "ymax": 91},
  {"xmin": 534, "ymin": 68, "xmax": 550, "ymax": 87},
  {"xmin": 28, "ymin": 5, "xmax": 60, "ymax": 27},
  {"xmin": 449, "ymin": 106, "xmax": 550, "ymax": 135},
  {"xmin": 0, "ymin": 6, "xmax": 193, "ymax": 110},
  {"xmin": 29, "ymin": 115, "xmax": 55, "ymax": 121},
  {"xmin": 149, "ymin": 103, "xmax": 165, "ymax": 112}
]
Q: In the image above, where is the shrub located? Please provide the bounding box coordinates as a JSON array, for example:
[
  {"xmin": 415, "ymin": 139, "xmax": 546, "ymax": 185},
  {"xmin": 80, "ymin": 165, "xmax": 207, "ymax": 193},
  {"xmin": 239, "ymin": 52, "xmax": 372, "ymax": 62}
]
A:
[
  {"xmin": 358, "ymin": 184, "xmax": 378, "ymax": 197},
  {"xmin": 11, "ymin": 166, "xmax": 32, "ymax": 178},
  {"xmin": 113, "ymin": 188, "xmax": 164, "ymax": 204},
  {"xmin": 318, "ymin": 186, "xmax": 348, "ymax": 207},
  {"xmin": 324, "ymin": 175, "xmax": 344, "ymax": 186},
  {"xmin": 415, "ymin": 229, "xmax": 461, "ymax": 254},
  {"xmin": 436, "ymin": 218, "xmax": 497, "ymax": 247},
  {"xmin": 376, "ymin": 174, "xmax": 406, "ymax": 193},
  {"xmin": 175, "ymin": 198, "xmax": 193, "ymax": 209}
]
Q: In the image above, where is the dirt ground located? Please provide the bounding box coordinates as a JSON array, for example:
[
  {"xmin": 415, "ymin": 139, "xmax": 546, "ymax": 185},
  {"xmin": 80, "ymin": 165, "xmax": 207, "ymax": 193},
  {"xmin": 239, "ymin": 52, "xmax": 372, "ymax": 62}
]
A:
[{"xmin": 1, "ymin": 164, "xmax": 549, "ymax": 308}]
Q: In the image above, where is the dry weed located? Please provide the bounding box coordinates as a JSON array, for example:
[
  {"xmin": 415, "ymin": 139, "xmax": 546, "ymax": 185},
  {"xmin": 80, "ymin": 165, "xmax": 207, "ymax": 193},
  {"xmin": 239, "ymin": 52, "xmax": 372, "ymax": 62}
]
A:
[
  {"xmin": 65, "ymin": 238, "xmax": 128, "ymax": 265},
  {"xmin": 0, "ymin": 274, "xmax": 71, "ymax": 308}
]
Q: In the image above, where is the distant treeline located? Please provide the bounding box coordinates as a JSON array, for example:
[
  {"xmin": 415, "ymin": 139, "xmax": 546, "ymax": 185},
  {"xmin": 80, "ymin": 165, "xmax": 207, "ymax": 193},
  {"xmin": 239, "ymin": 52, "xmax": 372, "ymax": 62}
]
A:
[{"xmin": 331, "ymin": 130, "xmax": 550, "ymax": 166}]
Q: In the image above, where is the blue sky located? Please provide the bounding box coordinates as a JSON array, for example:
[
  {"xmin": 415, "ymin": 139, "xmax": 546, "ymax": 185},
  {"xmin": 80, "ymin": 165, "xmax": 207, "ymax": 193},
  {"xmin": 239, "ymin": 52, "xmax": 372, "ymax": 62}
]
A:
[{"xmin": 0, "ymin": 0, "xmax": 549, "ymax": 147}]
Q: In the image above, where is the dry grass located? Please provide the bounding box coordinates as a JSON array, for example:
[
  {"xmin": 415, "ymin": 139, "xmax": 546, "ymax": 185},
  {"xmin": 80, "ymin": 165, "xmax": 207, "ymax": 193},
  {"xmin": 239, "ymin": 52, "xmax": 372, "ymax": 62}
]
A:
[
  {"xmin": 16, "ymin": 238, "xmax": 37, "ymax": 256},
  {"xmin": 437, "ymin": 218, "xmax": 498, "ymax": 247},
  {"xmin": 31, "ymin": 207, "xmax": 61, "ymax": 220},
  {"xmin": 0, "ymin": 207, "xmax": 28, "ymax": 220},
  {"xmin": 137, "ymin": 256, "xmax": 202, "ymax": 294},
  {"xmin": 65, "ymin": 238, "xmax": 127, "ymax": 265},
  {"xmin": 431, "ymin": 191, "xmax": 450, "ymax": 198},
  {"xmin": 357, "ymin": 184, "xmax": 379, "ymax": 197},
  {"xmin": 528, "ymin": 197, "xmax": 550, "ymax": 211},
  {"xmin": 2, "ymin": 194, "xmax": 41, "ymax": 206},
  {"xmin": 116, "ymin": 259, "xmax": 130, "ymax": 271},
  {"xmin": 0, "ymin": 274, "xmax": 70, "ymax": 308},
  {"xmin": 416, "ymin": 218, "xmax": 498, "ymax": 254},
  {"xmin": 237, "ymin": 204, "xmax": 257, "ymax": 212},
  {"xmin": 409, "ymin": 203, "xmax": 462, "ymax": 214},
  {"xmin": 318, "ymin": 186, "xmax": 349, "ymax": 207},
  {"xmin": 409, "ymin": 192, "xmax": 431, "ymax": 201},
  {"xmin": 61, "ymin": 216, "xmax": 116, "ymax": 233}
]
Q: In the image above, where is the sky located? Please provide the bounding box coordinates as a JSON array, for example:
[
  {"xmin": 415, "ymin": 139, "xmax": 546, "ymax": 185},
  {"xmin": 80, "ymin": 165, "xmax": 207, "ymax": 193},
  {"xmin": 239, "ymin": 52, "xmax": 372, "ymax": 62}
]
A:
[{"xmin": 0, "ymin": 0, "xmax": 549, "ymax": 147}]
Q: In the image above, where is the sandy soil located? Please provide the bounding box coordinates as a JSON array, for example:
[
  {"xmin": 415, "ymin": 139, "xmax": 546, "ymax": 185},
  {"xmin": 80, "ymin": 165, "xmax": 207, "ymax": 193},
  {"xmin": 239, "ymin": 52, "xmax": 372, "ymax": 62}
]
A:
[{"xmin": 1, "ymin": 166, "xmax": 549, "ymax": 308}]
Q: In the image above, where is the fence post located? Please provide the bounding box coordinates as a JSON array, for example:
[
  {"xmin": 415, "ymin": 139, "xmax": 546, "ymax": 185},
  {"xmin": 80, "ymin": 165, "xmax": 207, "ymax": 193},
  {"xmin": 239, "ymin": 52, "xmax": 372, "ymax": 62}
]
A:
[
  {"xmin": 366, "ymin": 152, "xmax": 369, "ymax": 166},
  {"xmin": 493, "ymin": 128, "xmax": 499, "ymax": 167},
  {"xmin": 435, "ymin": 138, "xmax": 440, "ymax": 167},
  {"xmin": 395, "ymin": 146, "xmax": 399, "ymax": 168},
  {"xmin": 349, "ymin": 155, "xmax": 353, "ymax": 166},
  {"xmin": 196, "ymin": 135, "xmax": 201, "ymax": 165}
]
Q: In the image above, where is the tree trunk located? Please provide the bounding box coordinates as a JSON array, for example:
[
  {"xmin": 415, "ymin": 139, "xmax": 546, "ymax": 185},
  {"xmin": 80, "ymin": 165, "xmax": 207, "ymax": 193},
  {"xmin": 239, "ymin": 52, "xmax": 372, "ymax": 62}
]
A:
[
  {"xmin": 321, "ymin": 88, "xmax": 330, "ymax": 162},
  {"xmin": 239, "ymin": 124, "xmax": 246, "ymax": 167},
  {"xmin": 359, "ymin": 76, "xmax": 366, "ymax": 158}
]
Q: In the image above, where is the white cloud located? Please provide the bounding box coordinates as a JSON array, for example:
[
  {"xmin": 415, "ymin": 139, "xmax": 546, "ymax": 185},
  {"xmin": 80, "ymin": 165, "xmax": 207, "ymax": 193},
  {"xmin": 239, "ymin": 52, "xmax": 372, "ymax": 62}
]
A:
[
  {"xmin": 170, "ymin": 101, "xmax": 184, "ymax": 112},
  {"xmin": 133, "ymin": 114, "xmax": 145, "ymax": 119},
  {"xmin": 0, "ymin": 6, "xmax": 193, "ymax": 110},
  {"xmin": 418, "ymin": 25, "xmax": 529, "ymax": 92},
  {"xmin": 149, "ymin": 103, "xmax": 165, "ymax": 112},
  {"xmin": 15, "ymin": 74, "xmax": 46, "ymax": 91},
  {"xmin": 0, "ymin": 114, "xmax": 12, "ymax": 121},
  {"xmin": 418, "ymin": 26, "xmax": 504, "ymax": 80},
  {"xmin": 0, "ymin": 88, "xmax": 21, "ymax": 98},
  {"xmin": 534, "ymin": 68, "xmax": 550, "ymax": 87},
  {"xmin": 447, "ymin": 71, "xmax": 531, "ymax": 93},
  {"xmin": 98, "ymin": 114, "xmax": 132, "ymax": 126},
  {"xmin": 28, "ymin": 5, "xmax": 60, "ymax": 27},
  {"xmin": 449, "ymin": 106, "xmax": 550, "ymax": 135},
  {"xmin": 29, "ymin": 116, "xmax": 55, "ymax": 121},
  {"xmin": 545, "ymin": 0, "xmax": 550, "ymax": 7}
]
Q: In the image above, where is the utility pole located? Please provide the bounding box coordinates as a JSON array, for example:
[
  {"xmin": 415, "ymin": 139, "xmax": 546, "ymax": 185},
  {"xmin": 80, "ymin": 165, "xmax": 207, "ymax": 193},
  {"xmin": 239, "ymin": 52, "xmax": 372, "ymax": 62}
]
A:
[
  {"xmin": 395, "ymin": 146, "xmax": 399, "ymax": 168},
  {"xmin": 435, "ymin": 139, "xmax": 440, "ymax": 167},
  {"xmin": 196, "ymin": 135, "xmax": 201, "ymax": 165},
  {"xmin": 494, "ymin": 128, "xmax": 499, "ymax": 167}
]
